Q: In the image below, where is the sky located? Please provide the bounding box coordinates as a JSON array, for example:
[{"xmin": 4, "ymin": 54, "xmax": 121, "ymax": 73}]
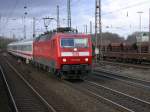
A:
[{"xmin": 0, "ymin": 0, "xmax": 150, "ymax": 39}]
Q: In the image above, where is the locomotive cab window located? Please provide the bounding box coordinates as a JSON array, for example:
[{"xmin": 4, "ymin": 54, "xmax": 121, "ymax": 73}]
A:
[{"xmin": 61, "ymin": 38, "xmax": 88, "ymax": 48}]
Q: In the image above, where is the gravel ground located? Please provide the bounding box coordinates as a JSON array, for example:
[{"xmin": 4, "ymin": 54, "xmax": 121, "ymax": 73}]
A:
[
  {"xmin": 93, "ymin": 62, "xmax": 150, "ymax": 82},
  {"xmin": 4, "ymin": 53, "xmax": 122, "ymax": 112}
]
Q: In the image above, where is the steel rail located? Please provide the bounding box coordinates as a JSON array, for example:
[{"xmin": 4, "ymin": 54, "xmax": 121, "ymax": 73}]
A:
[
  {"xmin": 0, "ymin": 66, "xmax": 19, "ymax": 112},
  {"xmin": 5, "ymin": 60, "xmax": 57, "ymax": 112},
  {"xmin": 86, "ymin": 80, "xmax": 150, "ymax": 105},
  {"xmin": 63, "ymin": 80, "xmax": 134, "ymax": 112},
  {"xmin": 100, "ymin": 61, "xmax": 150, "ymax": 69},
  {"xmin": 84, "ymin": 88, "xmax": 135, "ymax": 112},
  {"xmin": 93, "ymin": 69, "xmax": 150, "ymax": 89}
]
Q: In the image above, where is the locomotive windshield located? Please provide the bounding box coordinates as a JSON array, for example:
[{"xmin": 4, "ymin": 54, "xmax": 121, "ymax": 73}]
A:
[{"xmin": 61, "ymin": 38, "xmax": 88, "ymax": 48}]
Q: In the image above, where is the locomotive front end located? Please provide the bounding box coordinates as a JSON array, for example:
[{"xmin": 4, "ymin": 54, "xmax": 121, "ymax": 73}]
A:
[{"xmin": 58, "ymin": 34, "xmax": 92, "ymax": 79}]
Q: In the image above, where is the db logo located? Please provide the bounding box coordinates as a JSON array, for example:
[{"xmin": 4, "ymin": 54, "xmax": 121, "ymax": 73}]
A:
[{"xmin": 73, "ymin": 52, "xmax": 79, "ymax": 56}]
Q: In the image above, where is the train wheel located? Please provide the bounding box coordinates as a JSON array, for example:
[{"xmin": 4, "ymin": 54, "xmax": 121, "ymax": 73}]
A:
[
  {"xmin": 26, "ymin": 59, "xmax": 29, "ymax": 64},
  {"xmin": 60, "ymin": 75, "xmax": 65, "ymax": 80},
  {"xmin": 56, "ymin": 71, "xmax": 65, "ymax": 80}
]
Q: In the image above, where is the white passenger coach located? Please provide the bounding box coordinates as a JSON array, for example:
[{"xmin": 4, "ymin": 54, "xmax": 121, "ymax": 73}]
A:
[{"xmin": 7, "ymin": 40, "xmax": 33, "ymax": 63}]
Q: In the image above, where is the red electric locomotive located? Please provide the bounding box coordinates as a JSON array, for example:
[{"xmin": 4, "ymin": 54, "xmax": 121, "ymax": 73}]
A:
[{"xmin": 33, "ymin": 28, "xmax": 92, "ymax": 79}]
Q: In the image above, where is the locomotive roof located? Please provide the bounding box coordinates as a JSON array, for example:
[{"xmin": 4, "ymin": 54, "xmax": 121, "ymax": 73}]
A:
[
  {"xmin": 35, "ymin": 32, "xmax": 90, "ymax": 42},
  {"xmin": 34, "ymin": 27, "xmax": 90, "ymax": 41},
  {"xmin": 56, "ymin": 33, "xmax": 90, "ymax": 37}
]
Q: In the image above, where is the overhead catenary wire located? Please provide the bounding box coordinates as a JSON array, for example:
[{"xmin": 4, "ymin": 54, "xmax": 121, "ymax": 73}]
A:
[
  {"xmin": 102, "ymin": 0, "xmax": 150, "ymax": 16},
  {"xmin": 81, "ymin": 0, "xmax": 150, "ymax": 16},
  {"xmin": 69, "ymin": 0, "xmax": 150, "ymax": 33},
  {"xmin": 2, "ymin": 0, "xmax": 150, "ymax": 38},
  {"xmin": 86, "ymin": 0, "xmax": 150, "ymax": 35}
]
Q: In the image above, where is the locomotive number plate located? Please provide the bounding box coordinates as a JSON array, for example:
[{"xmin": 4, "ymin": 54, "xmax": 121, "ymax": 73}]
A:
[
  {"xmin": 71, "ymin": 59, "xmax": 80, "ymax": 61},
  {"xmin": 73, "ymin": 52, "xmax": 79, "ymax": 56}
]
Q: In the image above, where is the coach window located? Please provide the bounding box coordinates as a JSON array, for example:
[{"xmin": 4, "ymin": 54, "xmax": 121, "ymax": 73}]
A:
[
  {"xmin": 26, "ymin": 45, "xmax": 30, "ymax": 51},
  {"xmin": 14, "ymin": 46, "xmax": 17, "ymax": 50},
  {"xmin": 21, "ymin": 45, "xmax": 23, "ymax": 51},
  {"xmin": 30, "ymin": 45, "xmax": 32, "ymax": 51},
  {"xmin": 25, "ymin": 45, "xmax": 27, "ymax": 51},
  {"xmin": 23, "ymin": 45, "xmax": 26, "ymax": 51},
  {"xmin": 19, "ymin": 45, "xmax": 22, "ymax": 51},
  {"xmin": 28, "ymin": 45, "xmax": 32, "ymax": 51}
]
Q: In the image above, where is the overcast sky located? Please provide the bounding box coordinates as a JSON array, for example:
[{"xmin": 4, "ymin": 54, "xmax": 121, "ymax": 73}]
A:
[{"xmin": 0, "ymin": 0, "xmax": 150, "ymax": 39}]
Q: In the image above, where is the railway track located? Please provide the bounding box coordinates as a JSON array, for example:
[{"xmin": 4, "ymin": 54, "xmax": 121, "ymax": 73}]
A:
[
  {"xmin": 93, "ymin": 69, "xmax": 150, "ymax": 89},
  {"xmin": 64, "ymin": 79, "xmax": 150, "ymax": 112},
  {"xmin": 100, "ymin": 61, "xmax": 150, "ymax": 69},
  {"xmin": 3, "ymin": 52, "xmax": 150, "ymax": 112},
  {"xmin": 0, "ymin": 66, "xmax": 18, "ymax": 112},
  {"xmin": 85, "ymin": 70, "xmax": 150, "ymax": 112},
  {"xmin": 84, "ymin": 80, "xmax": 150, "ymax": 112},
  {"xmin": 0, "ymin": 59, "xmax": 57, "ymax": 112},
  {"xmin": 63, "ymin": 68, "xmax": 150, "ymax": 112}
]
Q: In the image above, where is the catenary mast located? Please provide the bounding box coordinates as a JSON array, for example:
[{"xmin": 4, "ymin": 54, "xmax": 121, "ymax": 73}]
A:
[
  {"xmin": 67, "ymin": 0, "xmax": 71, "ymax": 28},
  {"xmin": 95, "ymin": 0, "xmax": 102, "ymax": 62}
]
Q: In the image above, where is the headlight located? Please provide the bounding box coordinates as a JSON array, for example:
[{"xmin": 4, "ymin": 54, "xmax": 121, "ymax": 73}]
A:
[
  {"xmin": 85, "ymin": 58, "xmax": 88, "ymax": 62},
  {"xmin": 62, "ymin": 58, "xmax": 67, "ymax": 62},
  {"xmin": 74, "ymin": 48, "xmax": 77, "ymax": 51}
]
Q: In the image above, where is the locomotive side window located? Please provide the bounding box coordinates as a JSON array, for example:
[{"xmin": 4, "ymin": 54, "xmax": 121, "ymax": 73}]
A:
[{"xmin": 61, "ymin": 38, "xmax": 88, "ymax": 48}]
